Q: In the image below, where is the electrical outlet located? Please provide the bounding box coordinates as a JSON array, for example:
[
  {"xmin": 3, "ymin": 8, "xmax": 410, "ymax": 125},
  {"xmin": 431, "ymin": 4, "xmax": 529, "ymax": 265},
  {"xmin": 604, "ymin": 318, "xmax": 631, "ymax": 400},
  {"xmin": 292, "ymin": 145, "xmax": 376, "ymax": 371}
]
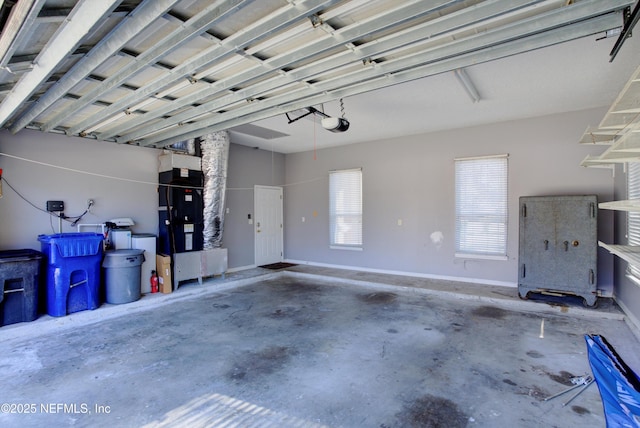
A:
[{"xmin": 46, "ymin": 200, "xmax": 64, "ymax": 212}]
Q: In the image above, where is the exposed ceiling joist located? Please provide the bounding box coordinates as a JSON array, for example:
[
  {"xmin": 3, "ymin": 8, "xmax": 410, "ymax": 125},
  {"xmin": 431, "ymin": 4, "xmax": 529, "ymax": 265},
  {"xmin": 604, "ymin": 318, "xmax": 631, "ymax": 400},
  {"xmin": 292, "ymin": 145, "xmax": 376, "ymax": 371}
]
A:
[
  {"xmin": 152, "ymin": 11, "xmax": 623, "ymax": 148},
  {"xmin": 0, "ymin": 0, "xmax": 45, "ymax": 68},
  {"xmin": 38, "ymin": 0, "xmax": 257, "ymax": 134},
  {"xmin": 0, "ymin": 0, "xmax": 633, "ymax": 152},
  {"xmin": 0, "ymin": 0, "xmax": 120, "ymax": 128},
  {"xmin": 64, "ymin": 0, "xmax": 343, "ymax": 137},
  {"xmin": 8, "ymin": 0, "xmax": 183, "ymax": 133},
  {"xmin": 102, "ymin": 0, "xmax": 461, "ymax": 141},
  {"xmin": 143, "ymin": 0, "xmax": 626, "ymax": 147}
]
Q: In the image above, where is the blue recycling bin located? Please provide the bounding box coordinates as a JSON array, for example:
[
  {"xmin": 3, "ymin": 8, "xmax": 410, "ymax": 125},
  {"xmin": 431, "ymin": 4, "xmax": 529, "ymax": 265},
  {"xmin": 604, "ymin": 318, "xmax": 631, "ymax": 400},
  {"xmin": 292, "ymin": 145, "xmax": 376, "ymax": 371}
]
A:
[
  {"xmin": 38, "ymin": 233, "xmax": 104, "ymax": 317},
  {"xmin": 0, "ymin": 249, "xmax": 42, "ymax": 326}
]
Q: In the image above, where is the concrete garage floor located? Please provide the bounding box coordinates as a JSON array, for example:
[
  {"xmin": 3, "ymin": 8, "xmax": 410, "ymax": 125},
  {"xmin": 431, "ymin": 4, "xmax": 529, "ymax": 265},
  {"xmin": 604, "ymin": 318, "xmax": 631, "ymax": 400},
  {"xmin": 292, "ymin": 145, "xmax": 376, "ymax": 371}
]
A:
[{"xmin": 1, "ymin": 266, "xmax": 640, "ymax": 427}]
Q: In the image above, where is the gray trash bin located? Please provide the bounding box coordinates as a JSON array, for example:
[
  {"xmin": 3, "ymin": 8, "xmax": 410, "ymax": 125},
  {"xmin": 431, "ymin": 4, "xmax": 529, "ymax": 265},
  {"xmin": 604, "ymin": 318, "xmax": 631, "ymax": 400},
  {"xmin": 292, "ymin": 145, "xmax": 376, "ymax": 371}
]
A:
[{"xmin": 102, "ymin": 249, "xmax": 145, "ymax": 304}]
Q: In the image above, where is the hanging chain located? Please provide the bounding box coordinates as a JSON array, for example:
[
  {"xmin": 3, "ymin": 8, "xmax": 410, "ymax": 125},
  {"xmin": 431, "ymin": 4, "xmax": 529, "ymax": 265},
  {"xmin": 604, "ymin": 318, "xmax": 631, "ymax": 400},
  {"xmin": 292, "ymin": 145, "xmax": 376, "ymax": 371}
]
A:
[{"xmin": 340, "ymin": 98, "xmax": 345, "ymax": 118}]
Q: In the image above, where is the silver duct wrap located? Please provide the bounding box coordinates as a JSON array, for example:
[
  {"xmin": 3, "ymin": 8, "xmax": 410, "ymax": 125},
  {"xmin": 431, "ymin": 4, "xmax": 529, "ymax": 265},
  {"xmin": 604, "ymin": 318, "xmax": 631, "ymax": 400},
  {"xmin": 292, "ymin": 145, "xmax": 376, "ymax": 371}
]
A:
[{"xmin": 199, "ymin": 131, "xmax": 230, "ymax": 249}]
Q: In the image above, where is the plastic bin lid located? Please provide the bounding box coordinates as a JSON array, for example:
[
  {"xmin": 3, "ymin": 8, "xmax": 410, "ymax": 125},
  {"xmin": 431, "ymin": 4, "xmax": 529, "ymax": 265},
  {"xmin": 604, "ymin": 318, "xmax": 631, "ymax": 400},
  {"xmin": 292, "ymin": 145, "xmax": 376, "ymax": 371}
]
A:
[
  {"xmin": 102, "ymin": 249, "xmax": 145, "ymax": 267},
  {"xmin": 38, "ymin": 233, "xmax": 104, "ymax": 258},
  {"xmin": 0, "ymin": 249, "xmax": 42, "ymax": 262},
  {"xmin": 37, "ymin": 232, "xmax": 104, "ymax": 242}
]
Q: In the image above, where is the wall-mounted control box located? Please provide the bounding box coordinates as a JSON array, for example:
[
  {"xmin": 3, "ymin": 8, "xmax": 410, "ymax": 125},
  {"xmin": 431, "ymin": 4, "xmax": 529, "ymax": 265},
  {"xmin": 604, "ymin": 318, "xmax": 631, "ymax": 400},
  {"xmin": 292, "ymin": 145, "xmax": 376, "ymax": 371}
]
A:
[{"xmin": 46, "ymin": 200, "xmax": 64, "ymax": 212}]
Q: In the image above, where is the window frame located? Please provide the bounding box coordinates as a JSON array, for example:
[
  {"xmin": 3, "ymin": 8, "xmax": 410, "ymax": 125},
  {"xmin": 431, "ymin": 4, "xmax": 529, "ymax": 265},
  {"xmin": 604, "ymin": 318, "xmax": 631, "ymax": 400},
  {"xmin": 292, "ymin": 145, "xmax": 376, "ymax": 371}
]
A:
[
  {"xmin": 329, "ymin": 168, "xmax": 363, "ymax": 251},
  {"xmin": 627, "ymin": 162, "xmax": 640, "ymax": 280},
  {"xmin": 454, "ymin": 154, "xmax": 509, "ymax": 260}
]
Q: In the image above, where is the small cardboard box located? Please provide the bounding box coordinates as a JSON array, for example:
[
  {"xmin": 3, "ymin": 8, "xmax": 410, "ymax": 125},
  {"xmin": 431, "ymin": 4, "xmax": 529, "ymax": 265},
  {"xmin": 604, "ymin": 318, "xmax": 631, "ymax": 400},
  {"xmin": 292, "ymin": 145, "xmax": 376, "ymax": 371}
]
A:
[{"xmin": 156, "ymin": 254, "xmax": 172, "ymax": 293}]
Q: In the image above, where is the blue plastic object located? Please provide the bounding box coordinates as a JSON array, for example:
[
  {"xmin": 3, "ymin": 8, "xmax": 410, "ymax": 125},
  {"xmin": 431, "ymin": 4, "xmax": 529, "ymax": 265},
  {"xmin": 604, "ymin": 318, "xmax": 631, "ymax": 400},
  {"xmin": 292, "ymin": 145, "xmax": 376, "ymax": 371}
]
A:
[
  {"xmin": 0, "ymin": 249, "xmax": 42, "ymax": 326},
  {"xmin": 585, "ymin": 334, "xmax": 640, "ymax": 426},
  {"xmin": 38, "ymin": 233, "xmax": 104, "ymax": 317}
]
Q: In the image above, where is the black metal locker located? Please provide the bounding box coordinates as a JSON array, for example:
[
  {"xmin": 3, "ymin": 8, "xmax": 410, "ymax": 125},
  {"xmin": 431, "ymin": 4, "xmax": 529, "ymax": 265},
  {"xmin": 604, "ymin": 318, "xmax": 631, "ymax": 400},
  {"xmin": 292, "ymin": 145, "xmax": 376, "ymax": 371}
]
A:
[{"xmin": 518, "ymin": 195, "xmax": 598, "ymax": 306}]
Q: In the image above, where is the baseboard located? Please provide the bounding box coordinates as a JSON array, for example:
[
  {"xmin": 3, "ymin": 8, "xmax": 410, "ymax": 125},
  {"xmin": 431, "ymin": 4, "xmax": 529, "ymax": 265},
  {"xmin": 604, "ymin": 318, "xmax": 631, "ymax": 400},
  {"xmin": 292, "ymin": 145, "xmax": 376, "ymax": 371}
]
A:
[
  {"xmin": 226, "ymin": 264, "xmax": 257, "ymax": 273},
  {"xmin": 615, "ymin": 298, "xmax": 640, "ymax": 342},
  {"xmin": 284, "ymin": 259, "xmax": 517, "ymax": 288}
]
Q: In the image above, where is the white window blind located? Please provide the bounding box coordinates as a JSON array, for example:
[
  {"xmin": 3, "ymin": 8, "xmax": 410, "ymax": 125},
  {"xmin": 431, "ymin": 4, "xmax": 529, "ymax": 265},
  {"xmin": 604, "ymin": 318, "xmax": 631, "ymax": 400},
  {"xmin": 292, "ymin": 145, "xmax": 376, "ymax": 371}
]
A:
[
  {"xmin": 628, "ymin": 162, "xmax": 640, "ymax": 278},
  {"xmin": 455, "ymin": 155, "xmax": 508, "ymax": 258},
  {"xmin": 329, "ymin": 168, "xmax": 362, "ymax": 249}
]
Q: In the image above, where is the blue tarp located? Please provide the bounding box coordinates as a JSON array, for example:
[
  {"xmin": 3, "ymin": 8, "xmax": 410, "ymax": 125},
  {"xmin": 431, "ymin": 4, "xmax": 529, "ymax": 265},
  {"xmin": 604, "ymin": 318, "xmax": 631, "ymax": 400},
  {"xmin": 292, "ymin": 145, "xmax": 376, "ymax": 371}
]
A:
[{"xmin": 585, "ymin": 334, "xmax": 640, "ymax": 427}]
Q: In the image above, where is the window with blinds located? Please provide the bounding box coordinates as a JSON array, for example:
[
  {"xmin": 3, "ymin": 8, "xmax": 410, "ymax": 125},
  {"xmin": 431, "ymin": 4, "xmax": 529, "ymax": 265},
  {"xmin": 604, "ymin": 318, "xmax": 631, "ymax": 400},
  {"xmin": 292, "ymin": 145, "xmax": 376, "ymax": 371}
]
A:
[
  {"xmin": 628, "ymin": 162, "xmax": 640, "ymax": 278},
  {"xmin": 329, "ymin": 168, "xmax": 362, "ymax": 250},
  {"xmin": 455, "ymin": 155, "xmax": 508, "ymax": 259}
]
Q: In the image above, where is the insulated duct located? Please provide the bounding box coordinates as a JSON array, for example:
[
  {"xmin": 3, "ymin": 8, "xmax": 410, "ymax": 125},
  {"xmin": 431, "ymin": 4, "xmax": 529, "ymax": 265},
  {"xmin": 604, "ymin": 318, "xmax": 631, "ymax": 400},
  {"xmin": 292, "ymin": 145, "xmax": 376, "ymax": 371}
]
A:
[{"xmin": 199, "ymin": 131, "xmax": 229, "ymax": 249}]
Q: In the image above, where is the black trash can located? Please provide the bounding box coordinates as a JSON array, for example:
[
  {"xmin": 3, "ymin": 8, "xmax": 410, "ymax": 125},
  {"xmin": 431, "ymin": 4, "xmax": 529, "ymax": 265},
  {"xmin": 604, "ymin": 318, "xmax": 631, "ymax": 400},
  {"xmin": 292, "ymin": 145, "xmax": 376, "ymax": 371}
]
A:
[
  {"xmin": 0, "ymin": 249, "xmax": 43, "ymax": 326},
  {"xmin": 102, "ymin": 249, "xmax": 145, "ymax": 304}
]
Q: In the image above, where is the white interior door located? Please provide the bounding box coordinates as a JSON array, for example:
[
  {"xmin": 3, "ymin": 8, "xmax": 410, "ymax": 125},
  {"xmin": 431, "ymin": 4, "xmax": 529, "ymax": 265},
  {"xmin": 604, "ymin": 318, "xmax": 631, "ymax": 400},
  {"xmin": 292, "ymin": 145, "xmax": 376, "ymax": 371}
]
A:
[{"xmin": 254, "ymin": 185, "xmax": 283, "ymax": 266}]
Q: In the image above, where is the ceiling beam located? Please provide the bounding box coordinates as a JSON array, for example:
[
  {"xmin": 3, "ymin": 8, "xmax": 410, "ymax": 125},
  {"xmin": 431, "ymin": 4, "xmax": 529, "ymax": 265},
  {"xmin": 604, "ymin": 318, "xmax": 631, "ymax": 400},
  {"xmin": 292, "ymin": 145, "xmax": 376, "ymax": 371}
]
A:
[
  {"xmin": 111, "ymin": 0, "xmax": 545, "ymax": 143},
  {"xmin": 101, "ymin": 0, "xmax": 468, "ymax": 141},
  {"xmin": 0, "ymin": 0, "xmax": 121, "ymax": 129},
  {"xmin": 8, "ymin": 0, "xmax": 182, "ymax": 134},
  {"xmin": 146, "ymin": 9, "xmax": 624, "ymax": 147},
  {"xmin": 154, "ymin": 15, "xmax": 617, "ymax": 148},
  {"xmin": 0, "ymin": 0, "xmax": 46, "ymax": 69},
  {"xmin": 39, "ymin": 0, "xmax": 256, "ymax": 134},
  {"xmin": 64, "ymin": 0, "xmax": 345, "ymax": 137}
]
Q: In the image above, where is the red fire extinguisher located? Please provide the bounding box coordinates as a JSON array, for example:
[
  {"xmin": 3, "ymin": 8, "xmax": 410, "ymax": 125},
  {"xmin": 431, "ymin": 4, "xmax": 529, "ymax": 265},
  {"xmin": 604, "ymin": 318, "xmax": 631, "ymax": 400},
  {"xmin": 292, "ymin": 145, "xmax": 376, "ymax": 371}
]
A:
[{"xmin": 150, "ymin": 270, "xmax": 159, "ymax": 293}]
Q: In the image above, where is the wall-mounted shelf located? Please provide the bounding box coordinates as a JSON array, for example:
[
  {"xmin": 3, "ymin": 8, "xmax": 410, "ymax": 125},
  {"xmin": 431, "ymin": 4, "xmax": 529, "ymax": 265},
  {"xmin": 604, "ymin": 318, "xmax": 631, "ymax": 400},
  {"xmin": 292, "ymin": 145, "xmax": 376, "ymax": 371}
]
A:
[
  {"xmin": 579, "ymin": 155, "xmax": 616, "ymax": 169},
  {"xmin": 579, "ymin": 126, "xmax": 619, "ymax": 145},
  {"xmin": 580, "ymin": 64, "xmax": 640, "ymax": 167},
  {"xmin": 580, "ymin": 126, "xmax": 640, "ymax": 166},
  {"xmin": 599, "ymin": 241, "xmax": 640, "ymax": 268},
  {"xmin": 585, "ymin": 65, "xmax": 640, "ymax": 277},
  {"xmin": 599, "ymin": 200, "xmax": 640, "ymax": 212}
]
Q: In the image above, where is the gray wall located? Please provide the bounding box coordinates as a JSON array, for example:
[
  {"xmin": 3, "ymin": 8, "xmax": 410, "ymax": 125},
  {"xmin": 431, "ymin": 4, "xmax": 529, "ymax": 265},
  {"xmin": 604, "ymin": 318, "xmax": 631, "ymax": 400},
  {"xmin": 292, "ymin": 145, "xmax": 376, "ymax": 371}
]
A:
[
  {"xmin": 0, "ymin": 130, "xmax": 285, "ymax": 271},
  {"xmin": 0, "ymin": 109, "xmax": 617, "ymax": 291},
  {"xmin": 224, "ymin": 143, "xmax": 285, "ymax": 269},
  {"xmin": 284, "ymin": 108, "xmax": 615, "ymax": 288},
  {"xmin": 0, "ymin": 129, "xmax": 160, "ymax": 250}
]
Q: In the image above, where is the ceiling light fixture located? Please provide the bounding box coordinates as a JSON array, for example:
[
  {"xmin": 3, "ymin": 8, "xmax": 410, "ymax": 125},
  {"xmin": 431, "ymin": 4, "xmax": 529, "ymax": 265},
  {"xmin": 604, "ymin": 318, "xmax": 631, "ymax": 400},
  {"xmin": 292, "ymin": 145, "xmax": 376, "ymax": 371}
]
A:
[{"xmin": 454, "ymin": 68, "xmax": 481, "ymax": 103}]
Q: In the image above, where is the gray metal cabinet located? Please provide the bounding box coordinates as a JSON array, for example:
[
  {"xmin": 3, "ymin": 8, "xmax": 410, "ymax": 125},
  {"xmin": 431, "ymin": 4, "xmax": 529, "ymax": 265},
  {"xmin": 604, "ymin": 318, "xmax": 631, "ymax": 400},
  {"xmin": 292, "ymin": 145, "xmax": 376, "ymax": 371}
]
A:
[{"xmin": 518, "ymin": 195, "xmax": 598, "ymax": 306}]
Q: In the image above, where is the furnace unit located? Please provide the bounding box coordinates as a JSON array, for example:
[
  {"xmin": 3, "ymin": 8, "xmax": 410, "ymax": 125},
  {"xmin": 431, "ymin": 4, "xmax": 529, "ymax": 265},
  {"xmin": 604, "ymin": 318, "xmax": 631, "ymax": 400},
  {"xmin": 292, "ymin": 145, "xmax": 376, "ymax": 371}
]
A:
[{"xmin": 158, "ymin": 154, "xmax": 204, "ymax": 255}]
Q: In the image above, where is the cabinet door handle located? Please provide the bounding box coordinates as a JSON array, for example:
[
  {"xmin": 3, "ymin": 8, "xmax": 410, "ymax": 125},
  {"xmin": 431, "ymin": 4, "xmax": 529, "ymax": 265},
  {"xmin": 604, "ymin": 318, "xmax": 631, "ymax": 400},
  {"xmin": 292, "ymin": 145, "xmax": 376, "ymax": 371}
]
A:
[
  {"xmin": 544, "ymin": 239, "xmax": 549, "ymax": 250},
  {"xmin": 564, "ymin": 241, "xmax": 569, "ymax": 251}
]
